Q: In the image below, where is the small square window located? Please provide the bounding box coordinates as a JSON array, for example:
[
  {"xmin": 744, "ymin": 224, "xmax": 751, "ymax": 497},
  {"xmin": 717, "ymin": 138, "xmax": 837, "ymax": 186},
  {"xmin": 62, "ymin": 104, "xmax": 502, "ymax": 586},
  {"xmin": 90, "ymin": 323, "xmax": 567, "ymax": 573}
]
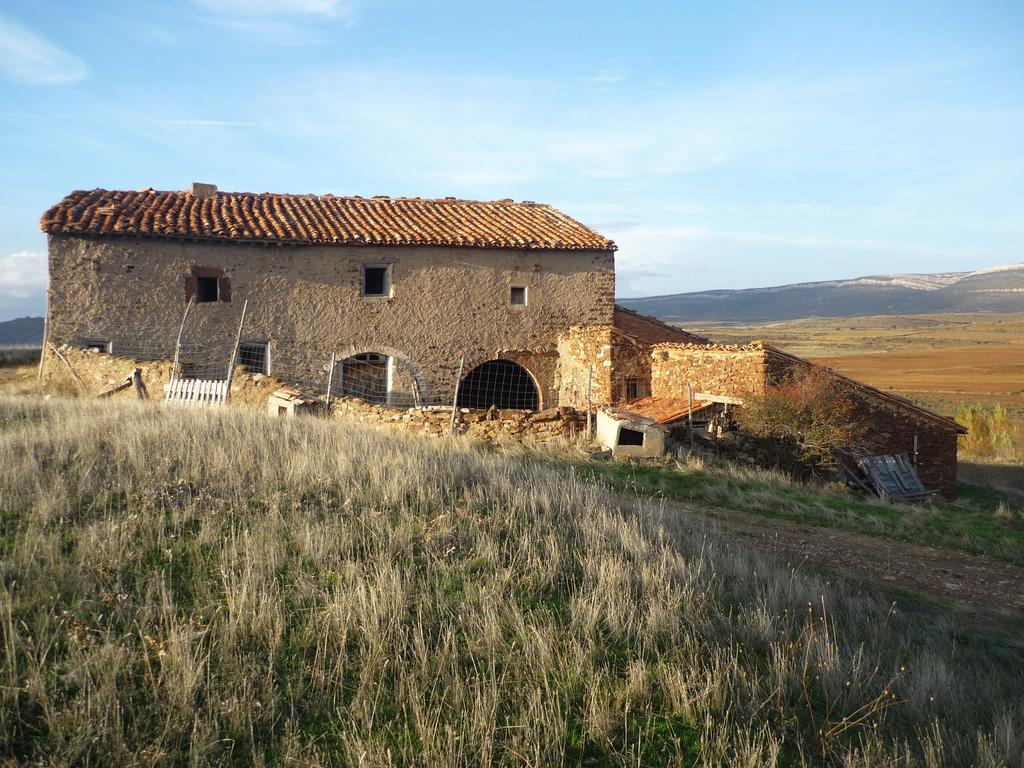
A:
[
  {"xmin": 362, "ymin": 265, "xmax": 391, "ymax": 297},
  {"xmin": 238, "ymin": 342, "xmax": 269, "ymax": 375},
  {"xmin": 510, "ymin": 286, "xmax": 527, "ymax": 306},
  {"xmin": 196, "ymin": 276, "xmax": 219, "ymax": 303}
]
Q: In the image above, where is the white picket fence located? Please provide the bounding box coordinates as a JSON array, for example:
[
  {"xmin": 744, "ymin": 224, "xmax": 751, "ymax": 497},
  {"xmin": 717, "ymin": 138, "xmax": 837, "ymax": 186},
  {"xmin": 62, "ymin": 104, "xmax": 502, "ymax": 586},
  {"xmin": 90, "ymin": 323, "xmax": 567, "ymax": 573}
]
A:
[{"xmin": 163, "ymin": 378, "xmax": 228, "ymax": 407}]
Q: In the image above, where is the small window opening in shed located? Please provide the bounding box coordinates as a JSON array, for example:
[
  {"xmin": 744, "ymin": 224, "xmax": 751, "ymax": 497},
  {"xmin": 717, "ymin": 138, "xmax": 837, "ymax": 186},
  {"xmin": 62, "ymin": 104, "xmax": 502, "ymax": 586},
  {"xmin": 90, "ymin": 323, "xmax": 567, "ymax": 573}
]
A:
[
  {"xmin": 625, "ymin": 376, "xmax": 650, "ymax": 401},
  {"xmin": 237, "ymin": 342, "xmax": 269, "ymax": 375},
  {"xmin": 362, "ymin": 265, "xmax": 391, "ymax": 297},
  {"xmin": 510, "ymin": 286, "xmax": 527, "ymax": 306},
  {"xmin": 618, "ymin": 426, "xmax": 645, "ymax": 446},
  {"xmin": 341, "ymin": 353, "xmax": 389, "ymax": 403},
  {"xmin": 196, "ymin": 276, "xmax": 219, "ymax": 303},
  {"xmin": 278, "ymin": 405, "xmax": 288, "ymax": 416}
]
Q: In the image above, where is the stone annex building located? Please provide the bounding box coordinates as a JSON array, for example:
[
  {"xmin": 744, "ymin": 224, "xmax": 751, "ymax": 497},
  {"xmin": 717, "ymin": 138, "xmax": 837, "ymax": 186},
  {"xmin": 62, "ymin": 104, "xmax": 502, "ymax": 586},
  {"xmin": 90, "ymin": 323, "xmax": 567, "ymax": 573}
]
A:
[{"xmin": 41, "ymin": 184, "xmax": 965, "ymax": 495}]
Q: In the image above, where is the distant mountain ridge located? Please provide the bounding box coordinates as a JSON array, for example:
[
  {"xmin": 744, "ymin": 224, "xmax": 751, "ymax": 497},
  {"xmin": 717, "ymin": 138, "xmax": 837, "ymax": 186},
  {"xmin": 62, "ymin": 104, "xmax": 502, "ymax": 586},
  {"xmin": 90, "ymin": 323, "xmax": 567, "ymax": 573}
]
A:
[
  {"xmin": 619, "ymin": 264, "xmax": 1024, "ymax": 323},
  {"xmin": 0, "ymin": 317, "xmax": 44, "ymax": 346}
]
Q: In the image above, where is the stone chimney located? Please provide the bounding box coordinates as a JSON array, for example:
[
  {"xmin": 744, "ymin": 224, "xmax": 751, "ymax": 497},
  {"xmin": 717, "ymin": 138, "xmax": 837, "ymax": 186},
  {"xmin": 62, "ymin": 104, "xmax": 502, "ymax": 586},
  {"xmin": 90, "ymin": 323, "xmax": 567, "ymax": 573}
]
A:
[{"xmin": 190, "ymin": 182, "xmax": 218, "ymax": 199}]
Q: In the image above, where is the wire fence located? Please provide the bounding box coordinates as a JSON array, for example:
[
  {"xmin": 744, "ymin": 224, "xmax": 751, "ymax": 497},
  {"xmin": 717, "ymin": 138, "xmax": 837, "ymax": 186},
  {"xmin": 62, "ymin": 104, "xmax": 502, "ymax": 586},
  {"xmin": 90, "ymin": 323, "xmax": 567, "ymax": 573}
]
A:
[{"xmin": 62, "ymin": 333, "xmax": 580, "ymax": 413}]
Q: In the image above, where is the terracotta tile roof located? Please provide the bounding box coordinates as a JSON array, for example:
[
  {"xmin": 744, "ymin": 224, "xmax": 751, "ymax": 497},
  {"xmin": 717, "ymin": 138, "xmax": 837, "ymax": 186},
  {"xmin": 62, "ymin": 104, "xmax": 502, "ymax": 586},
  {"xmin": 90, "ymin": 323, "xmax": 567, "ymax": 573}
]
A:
[
  {"xmin": 40, "ymin": 188, "xmax": 616, "ymax": 251},
  {"xmin": 618, "ymin": 396, "xmax": 713, "ymax": 425}
]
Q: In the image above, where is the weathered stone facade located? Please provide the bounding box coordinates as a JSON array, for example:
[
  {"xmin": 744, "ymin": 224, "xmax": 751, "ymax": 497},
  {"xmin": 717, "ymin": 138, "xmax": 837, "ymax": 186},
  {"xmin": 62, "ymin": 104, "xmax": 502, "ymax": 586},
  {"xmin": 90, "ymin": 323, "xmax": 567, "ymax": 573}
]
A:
[
  {"xmin": 651, "ymin": 344, "xmax": 769, "ymax": 400},
  {"xmin": 46, "ymin": 234, "xmax": 615, "ymax": 405}
]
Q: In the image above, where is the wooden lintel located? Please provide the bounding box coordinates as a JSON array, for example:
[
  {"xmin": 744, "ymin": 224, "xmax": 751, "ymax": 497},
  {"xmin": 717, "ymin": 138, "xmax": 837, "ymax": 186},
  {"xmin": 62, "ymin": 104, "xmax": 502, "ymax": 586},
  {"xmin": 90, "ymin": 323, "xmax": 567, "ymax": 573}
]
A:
[{"xmin": 694, "ymin": 392, "xmax": 745, "ymax": 405}]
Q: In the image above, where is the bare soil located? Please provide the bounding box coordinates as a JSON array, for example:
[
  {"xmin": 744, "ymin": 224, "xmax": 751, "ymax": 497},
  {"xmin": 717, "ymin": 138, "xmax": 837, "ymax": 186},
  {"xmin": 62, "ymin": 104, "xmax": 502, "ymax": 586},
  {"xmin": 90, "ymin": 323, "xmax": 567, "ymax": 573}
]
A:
[{"xmin": 648, "ymin": 497, "xmax": 1024, "ymax": 615}]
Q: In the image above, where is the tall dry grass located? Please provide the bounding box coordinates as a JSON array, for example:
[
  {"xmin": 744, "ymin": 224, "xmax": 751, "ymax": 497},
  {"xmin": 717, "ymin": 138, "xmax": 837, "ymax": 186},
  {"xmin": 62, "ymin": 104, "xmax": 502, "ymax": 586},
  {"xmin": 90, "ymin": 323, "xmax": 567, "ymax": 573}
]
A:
[{"xmin": 1, "ymin": 395, "xmax": 1022, "ymax": 766}]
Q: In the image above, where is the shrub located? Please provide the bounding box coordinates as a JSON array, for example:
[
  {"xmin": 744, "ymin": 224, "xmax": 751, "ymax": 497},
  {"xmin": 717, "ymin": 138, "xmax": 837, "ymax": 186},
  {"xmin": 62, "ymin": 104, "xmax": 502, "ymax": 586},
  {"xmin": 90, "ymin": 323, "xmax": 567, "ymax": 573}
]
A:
[
  {"xmin": 957, "ymin": 403, "xmax": 1024, "ymax": 461},
  {"xmin": 736, "ymin": 367, "xmax": 867, "ymax": 470}
]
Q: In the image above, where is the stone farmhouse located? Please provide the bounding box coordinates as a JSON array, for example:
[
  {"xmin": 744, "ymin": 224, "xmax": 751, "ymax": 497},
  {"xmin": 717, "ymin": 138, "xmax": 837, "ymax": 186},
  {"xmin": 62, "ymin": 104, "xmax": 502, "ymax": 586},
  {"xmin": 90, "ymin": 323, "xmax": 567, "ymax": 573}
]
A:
[{"xmin": 41, "ymin": 184, "xmax": 965, "ymax": 495}]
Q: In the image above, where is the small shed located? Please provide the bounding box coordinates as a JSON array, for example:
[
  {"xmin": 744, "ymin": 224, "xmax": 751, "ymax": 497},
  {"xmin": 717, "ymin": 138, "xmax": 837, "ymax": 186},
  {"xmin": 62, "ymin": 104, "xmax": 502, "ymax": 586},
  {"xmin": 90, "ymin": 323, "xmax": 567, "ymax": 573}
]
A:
[
  {"xmin": 596, "ymin": 408, "xmax": 669, "ymax": 458},
  {"xmin": 268, "ymin": 387, "xmax": 322, "ymax": 417}
]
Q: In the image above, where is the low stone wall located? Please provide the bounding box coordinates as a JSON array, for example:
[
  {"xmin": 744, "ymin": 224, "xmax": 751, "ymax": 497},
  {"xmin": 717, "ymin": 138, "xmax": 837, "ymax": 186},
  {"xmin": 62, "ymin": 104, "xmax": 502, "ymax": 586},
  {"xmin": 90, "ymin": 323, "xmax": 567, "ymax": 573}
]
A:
[
  {"xmin": 331, "ymin": 397, "xmax": 586, "ymax": 444},
  {"xmin": 40, "ymin": 345, "xmax": 284, "ymax": 409}
]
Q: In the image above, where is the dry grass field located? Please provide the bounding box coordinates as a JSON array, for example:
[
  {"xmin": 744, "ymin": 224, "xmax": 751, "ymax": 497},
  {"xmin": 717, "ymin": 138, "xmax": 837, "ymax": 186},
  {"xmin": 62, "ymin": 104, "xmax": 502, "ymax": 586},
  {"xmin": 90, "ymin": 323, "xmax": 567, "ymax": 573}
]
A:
[
  {"xmin": 691, "ymin": 313, "xmax": 1024, "ymax": 414},
  {"xmin": 2, "ymin": 396, "xmax": 1023, "ymax": 766}
]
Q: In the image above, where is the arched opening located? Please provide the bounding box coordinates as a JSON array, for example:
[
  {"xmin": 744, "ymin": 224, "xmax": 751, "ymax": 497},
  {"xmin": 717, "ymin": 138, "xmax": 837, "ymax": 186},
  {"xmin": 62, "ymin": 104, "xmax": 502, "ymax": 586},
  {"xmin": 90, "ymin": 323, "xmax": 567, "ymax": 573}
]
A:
[
  {"xmin": 339, "ymin": 352, "xmax": 389, "ymax": 404},
  {"xmin": 457, "ymin": 359, "xmax": 539, "ymax": 411},
  {"xmin": 331, "ymin": 348, "xmax": 429, "ymax": 407}
]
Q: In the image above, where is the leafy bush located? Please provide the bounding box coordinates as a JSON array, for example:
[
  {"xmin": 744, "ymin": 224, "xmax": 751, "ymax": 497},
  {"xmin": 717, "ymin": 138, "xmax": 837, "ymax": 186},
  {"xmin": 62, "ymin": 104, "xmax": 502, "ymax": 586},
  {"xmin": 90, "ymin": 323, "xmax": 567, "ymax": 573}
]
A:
[{"xmin": 735, "ymin": 367, "xmax": 867, "ymax": 470}]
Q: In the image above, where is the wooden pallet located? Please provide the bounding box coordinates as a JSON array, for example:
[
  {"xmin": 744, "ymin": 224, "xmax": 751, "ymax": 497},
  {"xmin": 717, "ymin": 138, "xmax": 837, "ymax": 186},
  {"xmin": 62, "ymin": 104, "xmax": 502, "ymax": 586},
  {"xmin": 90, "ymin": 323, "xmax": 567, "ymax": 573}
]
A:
[
  {"xmin": 163, "ymin": 378, "xmax": 228, "ymax": 407},
  {"xmin": 857, "ymin": 453, "xmax": 932, "ymax": 501}
]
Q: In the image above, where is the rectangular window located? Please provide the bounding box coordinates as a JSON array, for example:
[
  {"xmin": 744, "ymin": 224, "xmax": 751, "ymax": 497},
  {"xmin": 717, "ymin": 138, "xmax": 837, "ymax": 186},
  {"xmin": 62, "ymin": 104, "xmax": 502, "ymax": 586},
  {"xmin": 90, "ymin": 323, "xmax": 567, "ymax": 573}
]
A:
[
  {"xmin": 362, "ymin": 265, "xmax": 391, "ymax": 297},
  {"xmin": 237, "ymin": 342, "xmax": 269, "ymax": 375},
  {"xmin": 625, "ymin": 376, "xmax": 650, "ymax": 401},
  {"xmin": 196, "ymin": 276, "xmax": 219, "ymax": 303},
  {"xmin": 186, "ymin": 266, "xmax": 230, "ymax": 303},
  {"xmin": 510, "ymin": 286, "xmax": 527, "ymax": 306}
]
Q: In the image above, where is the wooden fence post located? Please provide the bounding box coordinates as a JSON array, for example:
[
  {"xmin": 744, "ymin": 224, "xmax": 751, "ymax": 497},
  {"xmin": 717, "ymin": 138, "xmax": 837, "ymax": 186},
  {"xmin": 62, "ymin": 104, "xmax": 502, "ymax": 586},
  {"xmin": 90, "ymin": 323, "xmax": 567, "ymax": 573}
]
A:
[
  {"xmin": 37, "ymin": 288, "xmax": 50, "ymax": 384},
  {"xmin": 450, "ymin": 356, "xmax": 464, "ymax": 436},
  {"xmin": 586, "ymin": 365, "xmax": 593, "ymax": 437},
  {"xmin": 325, "ymin": 352, "xmax": 336, "ymax": 409},
  {"xmin": 687, "ymin": 383, "xmax": 695, "ymax": 451},
  {"xmin": 224, "ymin": 299, "xmax": 248, "ymax": 400},
  {"xmin": 171, "ymin": 297, "xmax": 194, "ymax": 381}
]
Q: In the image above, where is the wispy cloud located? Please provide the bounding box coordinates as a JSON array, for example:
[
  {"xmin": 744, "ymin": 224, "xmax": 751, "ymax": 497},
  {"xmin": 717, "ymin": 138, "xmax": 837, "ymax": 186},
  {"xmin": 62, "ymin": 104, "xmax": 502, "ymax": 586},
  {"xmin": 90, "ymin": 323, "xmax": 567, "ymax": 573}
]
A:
[
  {"xmin": 0, "ymin": 251, "xmax": 47, "ymax": 299},
  {"xmin": 0, "ymin": 13, "xmax": 88, "ymax": 85},
  {"xmin": 191, "ymin": 0, "xmax": 356, "ymax": 16},
  {"xmin": 189, "ymin": 0, "xmax": 363, "ymax": 40},
  {"xmin": 575, "ymin": 69, "xmax": 628, "ymax": 84}
]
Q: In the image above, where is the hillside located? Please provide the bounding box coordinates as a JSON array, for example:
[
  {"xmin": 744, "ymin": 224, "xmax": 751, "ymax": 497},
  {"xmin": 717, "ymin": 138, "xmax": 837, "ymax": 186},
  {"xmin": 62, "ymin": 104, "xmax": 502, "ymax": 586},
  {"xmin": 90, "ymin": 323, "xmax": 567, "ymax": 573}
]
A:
[
  {"xmin": 2, "ymin": 396, "xmax": 1022, "ymax": 766},
  {"xmin": 620, "ymin": 264, "xmax": 1024, "ymax": 323},
  {"xmin": 0, "ymin": 316, "xmax": 43, "ymax": 345}
]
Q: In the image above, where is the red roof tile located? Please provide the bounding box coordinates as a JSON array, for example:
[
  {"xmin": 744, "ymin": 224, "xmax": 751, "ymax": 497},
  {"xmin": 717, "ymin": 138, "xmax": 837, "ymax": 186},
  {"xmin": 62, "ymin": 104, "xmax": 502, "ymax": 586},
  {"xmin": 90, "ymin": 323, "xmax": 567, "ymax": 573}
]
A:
[
  {"xmin": 40, "ymin": 188, "xmax": 616, "ymax": 251},
  {"xmin": 617, "ymin": 397, "xmax": 713, "ymax": 424}
]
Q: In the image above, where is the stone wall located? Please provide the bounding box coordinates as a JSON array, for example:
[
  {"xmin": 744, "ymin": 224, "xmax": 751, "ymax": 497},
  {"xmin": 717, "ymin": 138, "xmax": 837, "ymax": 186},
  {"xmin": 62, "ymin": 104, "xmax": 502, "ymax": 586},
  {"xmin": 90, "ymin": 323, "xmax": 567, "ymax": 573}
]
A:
[
  {"xmin": 556, "ymin": 326, "xmax": 614, "ymax": 409},
  {"xmin": 609, "ymin": 330, "xmax": 652, "ymax": 403},
  {"xmin": 46, "ymin": 234, "xmax": 615, "ymax": 407},
  {"xmin": 650, "ymin": 344, "xmax": 769, "ymax": 400},
  {"xmin": 331, "ymin": 398, "xmax": 585, "ymax": 444}
]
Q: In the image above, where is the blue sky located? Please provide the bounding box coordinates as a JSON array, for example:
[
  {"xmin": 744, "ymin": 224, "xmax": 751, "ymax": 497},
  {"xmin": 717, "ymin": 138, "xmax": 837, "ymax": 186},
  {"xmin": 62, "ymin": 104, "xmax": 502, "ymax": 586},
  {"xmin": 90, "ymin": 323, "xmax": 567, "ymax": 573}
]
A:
[{"xmin": 1, "ymin": 0, "xmax": 1022, "ymax": 321}]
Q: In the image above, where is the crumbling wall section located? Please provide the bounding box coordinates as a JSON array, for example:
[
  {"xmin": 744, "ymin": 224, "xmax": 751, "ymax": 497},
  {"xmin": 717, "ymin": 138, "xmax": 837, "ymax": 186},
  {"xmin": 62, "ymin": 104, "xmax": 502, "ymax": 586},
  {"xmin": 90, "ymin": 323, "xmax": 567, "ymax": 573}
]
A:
[
  {"xmin": 556, "ymin": 326, "xmax": 614, "ymax": 408},
  {"xmin": 651, "ymin": 344, "xmax": 769, "ymax": 401},
  {"xmin": 331, "ymin": 398, "xmax": 585, "ymax": 444},
  {"xmin": 609, "ymin": 331, "xmax": 652, "ymax": 403},
  {"xmin": 40, "ymin": 346, "xmax": 285, "ymax": 409},
  {"xmin": 764, "ymin": 349, "xmax": 960, "ymax": 497}
]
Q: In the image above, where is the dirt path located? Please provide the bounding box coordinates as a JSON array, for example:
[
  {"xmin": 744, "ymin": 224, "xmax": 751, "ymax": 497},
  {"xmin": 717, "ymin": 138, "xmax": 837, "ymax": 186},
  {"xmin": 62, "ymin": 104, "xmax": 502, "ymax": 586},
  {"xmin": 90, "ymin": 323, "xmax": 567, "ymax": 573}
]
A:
[{"xmin": 645, "ymin": 497, "xmax": 1024, "ymax": 615}]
